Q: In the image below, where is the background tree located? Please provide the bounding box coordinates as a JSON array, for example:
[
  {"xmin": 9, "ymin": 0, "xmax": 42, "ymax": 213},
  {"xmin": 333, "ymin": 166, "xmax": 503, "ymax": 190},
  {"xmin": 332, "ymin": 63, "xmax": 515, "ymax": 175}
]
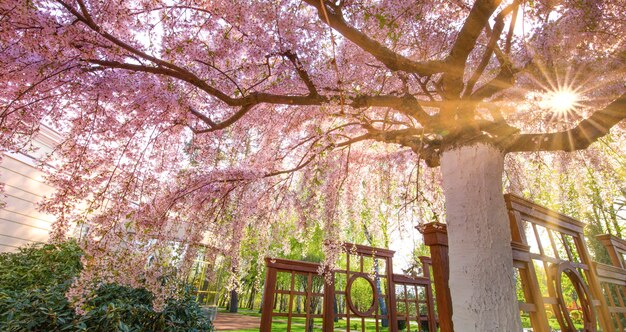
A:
[
  {"xmin": 1, "ymin": 0, "xmax": 625, "ymax": 329},
  {"xmin": 506, "ymin": 133, "xmax": 626, "ymax": 262}
]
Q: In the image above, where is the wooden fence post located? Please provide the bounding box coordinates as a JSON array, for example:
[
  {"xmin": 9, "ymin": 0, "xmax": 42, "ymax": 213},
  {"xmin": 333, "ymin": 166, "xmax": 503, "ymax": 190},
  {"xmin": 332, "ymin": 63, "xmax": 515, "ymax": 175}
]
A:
[
  {"xmin": 419, "ymin": 222, "xmax": 453, "ymax": 332},
  {"xmin": 259, "ymin": 263, "xmax": 277, "ymax": 332},
  {"xmin": 323, "ymin": 271, "xmax": 335, "ymax": 331}
]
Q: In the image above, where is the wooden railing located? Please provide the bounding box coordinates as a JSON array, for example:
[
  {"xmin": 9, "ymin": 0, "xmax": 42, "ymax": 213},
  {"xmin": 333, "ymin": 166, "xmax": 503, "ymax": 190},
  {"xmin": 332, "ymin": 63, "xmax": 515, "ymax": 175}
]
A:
[
  {"xmin": 595, "ymin": 235, "xmax": 626, "ymax": 331},
  {"xmin": 392, "ymin": 271, "xmax": 436, "ymax": 332},
  {"xmin": 259, "ymin": 195, "xmax": 626, "ymax": 331},
  {"xmin": 260, "ymin": 243, "xmax": 437, "ymax": 331},
  {"xmin": 260, "ymin": 257, "xmax": 331, "ymax": 331},
  {"xmin": 419, "ymin": 194, "xmax": 621, "ymax": 332}
]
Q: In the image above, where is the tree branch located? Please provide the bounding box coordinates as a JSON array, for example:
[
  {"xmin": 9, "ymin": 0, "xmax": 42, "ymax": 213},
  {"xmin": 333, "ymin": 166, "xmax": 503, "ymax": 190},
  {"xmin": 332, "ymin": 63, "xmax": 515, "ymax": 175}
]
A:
[
  {"xmin": 351, "ymin": 94, "xmax": 437, "ymax": 128},
  {"xmin": 442, "ymin": 0, "xmax": 502, "ymax": 97},
  {"xmin": 87, "ymin": 59, "xmax": 442, "ymax": 133},
  {"xmin": 195, "ymin": 59, "xmax": 244, "ymax": 97},
  {"xmin": 84, "ymin": 59, "xmax": 236, "ymax": 104},
  {"xmin": 189, "ymin": 107, "xmax": 216, "ymax": 128},
  {"xmin": 191, "ymin": 105, "xmax": 255, "ymax": 133},
  {"xmin": 470, "ymin": 65, "xmax": 517, "ymax": 100},
  {"xmin": 84, "ymin": 59, "xmax": 327, "ymax": 107},
  {"xmin": 71, "ymin": 1, "xmax": 443, "ymax": 135},
  {"xmin": 464, "ymin": 1, "xmax": 518, "ymax": 97},
  {"xmin": 356, "ymin": 126, "xmax": 441, "ymax": 166},
  {"xmin": 57, "ymin": 0, "xmax": 187, "ymax": 74},
  {"xmin": 302, "ymin": 0, "xmax": 445, "ymax": 75},
  {"xmin": 282, "ymin": 51, "xmax": 318, "ymax": 96},
  {"xmin": 506, "ymin": 92, "xmax": 626, "ymax": 152}
]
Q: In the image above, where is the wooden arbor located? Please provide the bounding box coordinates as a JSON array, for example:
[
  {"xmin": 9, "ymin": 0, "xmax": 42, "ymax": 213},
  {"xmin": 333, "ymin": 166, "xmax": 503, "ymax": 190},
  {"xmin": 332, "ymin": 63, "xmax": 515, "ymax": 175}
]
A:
[
  {"xmin": 259, "ymin": 194, "xmax": 626, "ymax": 331},
  {"xmin": 421, "ymin": 194, "xmax": 622, "ymax": 332},
  {"xmin": 260, "ymin": 243, "xmax": 437, "ymax": 331}
]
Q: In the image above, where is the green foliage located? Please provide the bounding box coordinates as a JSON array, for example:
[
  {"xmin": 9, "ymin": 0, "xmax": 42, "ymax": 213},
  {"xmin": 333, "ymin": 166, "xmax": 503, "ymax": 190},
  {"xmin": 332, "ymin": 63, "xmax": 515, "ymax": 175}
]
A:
[
  {"xmin": 570, "ymin": 309, "xmax": 583, "ymax": 324},
  {"xmin": 349, "ymin": 277, "xmax": 375, "ymax": 313},
  {"xmin": 0, "ymin": 240, "xmax": 82, "ymax": 292},
  {"xmin": 287, "ymin": 223, "xmax": 325, "ymax": 263},
  {"xmin": 512, "ymin": 139, "xmax": 626, "ymax": 264},
  {"xmin": 0, "ymin": 283, "xmax": 76, "ymax": 331},
  {"xmin": 520, "ymin": 314, "xmax": 531, "ymax": 328},
  {"xmin": 76, "ymin": 284, "xmax": 213, "ymax": 332},
  {"xmin": 0, "ymin": 241, "xmax": 213, "ymax": 332}
]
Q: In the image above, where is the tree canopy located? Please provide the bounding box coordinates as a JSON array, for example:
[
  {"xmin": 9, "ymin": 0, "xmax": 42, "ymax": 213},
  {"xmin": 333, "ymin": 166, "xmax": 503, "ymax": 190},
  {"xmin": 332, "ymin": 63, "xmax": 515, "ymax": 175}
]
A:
[{"xmin": 1, "ymin": 0, "xmax": 625, "ymax": 313}]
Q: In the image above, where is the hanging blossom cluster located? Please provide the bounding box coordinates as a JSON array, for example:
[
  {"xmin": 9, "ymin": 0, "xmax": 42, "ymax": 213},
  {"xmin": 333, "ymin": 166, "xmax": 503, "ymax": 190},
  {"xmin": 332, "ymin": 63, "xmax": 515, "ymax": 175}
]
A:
[{"xmin": 1, "ymin": 0, "xmax": 624, "ymax": 312}]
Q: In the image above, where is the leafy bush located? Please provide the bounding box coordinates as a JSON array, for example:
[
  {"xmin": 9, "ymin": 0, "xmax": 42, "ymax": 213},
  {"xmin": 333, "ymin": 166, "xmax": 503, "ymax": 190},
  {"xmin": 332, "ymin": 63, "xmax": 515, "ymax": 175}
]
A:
[
  {"xmin": 0, "ymin": 241, "xmax": 213, "ymax": 331},
  {"xmin": 0, "ymin": 240, "xmax": 82, "ymax": 291}
]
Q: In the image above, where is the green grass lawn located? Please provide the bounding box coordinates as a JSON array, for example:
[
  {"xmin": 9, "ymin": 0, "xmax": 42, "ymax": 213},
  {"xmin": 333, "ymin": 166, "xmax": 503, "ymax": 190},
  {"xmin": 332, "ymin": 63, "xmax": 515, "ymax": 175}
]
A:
[
  {"xmin": 218, "ymin": 319, "xmax": 393, "ymax": 332},
  {"xmin": 222, "ymin": 308, "xmax": 587, "ymax": 331},
  {"xmin": 217, "ymin": 308, "xmax": 429, "ymax": 331},
  {"xmin": 218, "ymin": 308, "xmax": 262, "ymax": 317}
]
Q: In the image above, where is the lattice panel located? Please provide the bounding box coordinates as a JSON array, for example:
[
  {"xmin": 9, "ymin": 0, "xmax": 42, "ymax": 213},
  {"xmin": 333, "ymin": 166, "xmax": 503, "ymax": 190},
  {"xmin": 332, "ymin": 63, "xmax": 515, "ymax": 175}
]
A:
[
  {"xmin": 602, "ymin": 282, "xmax": 626, "ymax": 331},
  {"xmin": 596, "ymin": 235, "xmax": 626, "ymax": 332},
  {"xmin": 261, "ymin": 258, "xmax": 330, "ymax": 331},
  {"xmin": 393, "ymin": 275, "xmax": 435, "ymax": 332},
  {"xmin": 506, "ymin": 194, "xmax": 613, "ymax": 332},
  {"xmin": 272, "ymin": 270, "xmax": 325, "ymax": 331},
  {"xmin": 334, "ymin": 244, "xmax": 394, "ymax": 332},
  {"xmin": 260, "ymin": 243, "xmax": 437, "ymax": 332}
]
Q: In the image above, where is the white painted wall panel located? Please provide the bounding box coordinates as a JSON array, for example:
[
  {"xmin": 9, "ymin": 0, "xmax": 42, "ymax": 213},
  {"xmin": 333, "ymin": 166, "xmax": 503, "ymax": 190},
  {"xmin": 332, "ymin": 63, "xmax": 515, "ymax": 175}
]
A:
[
  {"xmin": 0, "ymin": 126, "xmax": 61, "ymax": 252},
  {"xmin": 0, "ymin": 158, "xmax": 51, "ymax": 189},
  {"xmin": 0, "ymin": 235, "xmax": 31, "ymax": 251},
  {"xmin": 0, "ymin": 222, "xmax": 49, "ymax": 241}
]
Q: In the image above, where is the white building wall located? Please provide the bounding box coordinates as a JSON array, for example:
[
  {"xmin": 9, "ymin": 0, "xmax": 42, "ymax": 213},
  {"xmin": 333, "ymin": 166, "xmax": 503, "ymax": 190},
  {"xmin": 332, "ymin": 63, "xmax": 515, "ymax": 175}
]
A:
[{"xmin": 0, "ymin": 126, "xmax": 61, "ymax": 252}]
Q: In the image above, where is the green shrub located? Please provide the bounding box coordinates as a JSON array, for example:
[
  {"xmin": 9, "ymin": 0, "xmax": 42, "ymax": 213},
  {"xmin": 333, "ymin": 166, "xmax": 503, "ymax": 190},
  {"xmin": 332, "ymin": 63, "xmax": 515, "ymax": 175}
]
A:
[
  {"xmin": 0, "ymin": 240, "xmax": 82, "ymax": 292},
  {"xmin": 0, "ymin": 241, "xmax": 213, "ymax": 331}
]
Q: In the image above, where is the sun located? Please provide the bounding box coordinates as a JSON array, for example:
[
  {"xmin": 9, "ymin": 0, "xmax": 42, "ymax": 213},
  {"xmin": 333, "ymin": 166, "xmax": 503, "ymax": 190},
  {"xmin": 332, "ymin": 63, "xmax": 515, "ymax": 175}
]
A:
[
  {"xmin": 527, "ymin": 65, "xmax": 592, "ymax": 118},
  {"xmin": 542, "ymin": 88, "xmax": 580, "ymax": 114}
]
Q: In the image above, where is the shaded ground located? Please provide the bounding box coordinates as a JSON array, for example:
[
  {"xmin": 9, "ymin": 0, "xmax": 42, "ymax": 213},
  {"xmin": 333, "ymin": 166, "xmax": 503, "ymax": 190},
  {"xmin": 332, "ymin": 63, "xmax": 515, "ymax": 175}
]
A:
[{"xmin": 213, "ymin": 312, "xmax": 261, "ymax": 331}]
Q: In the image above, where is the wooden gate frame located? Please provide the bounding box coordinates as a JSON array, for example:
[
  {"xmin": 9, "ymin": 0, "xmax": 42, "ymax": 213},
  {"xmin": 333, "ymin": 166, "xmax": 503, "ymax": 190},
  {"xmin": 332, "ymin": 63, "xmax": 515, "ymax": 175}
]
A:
[
  {"xmin": 260, "ymin": 258, "xmax": 333, "ymax": 331},
  {"xmin": 260, "ymin": 194, "xmax": 624, "ymax": 331},
  {"xmin": 419, "ymin": 194, "xmax": 616, "ymax": 332},
  {"xmin": 260, "ymin": 243, "xmax": 437, "ymax": 331}
]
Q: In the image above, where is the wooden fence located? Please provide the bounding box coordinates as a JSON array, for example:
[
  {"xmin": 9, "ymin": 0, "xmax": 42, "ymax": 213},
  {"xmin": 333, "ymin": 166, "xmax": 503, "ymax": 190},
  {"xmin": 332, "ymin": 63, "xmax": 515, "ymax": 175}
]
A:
[
  {"xmin": 260, "ymin": 243, "xmax": 437, "ymax": 331},
  {"xmin": 259, "ymin": 194, "xmax": 626, "ymax": 331},
  {"xmin": 421, "ymin": 194, "xmax": 625, "ymax": 332}
]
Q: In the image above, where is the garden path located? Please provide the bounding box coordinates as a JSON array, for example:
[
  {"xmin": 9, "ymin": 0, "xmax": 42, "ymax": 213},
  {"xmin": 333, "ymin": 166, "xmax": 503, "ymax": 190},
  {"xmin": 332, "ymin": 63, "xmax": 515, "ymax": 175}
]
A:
[{"xmin": 212, "ymin": 312, "xmax": 261, "ymax": 330}]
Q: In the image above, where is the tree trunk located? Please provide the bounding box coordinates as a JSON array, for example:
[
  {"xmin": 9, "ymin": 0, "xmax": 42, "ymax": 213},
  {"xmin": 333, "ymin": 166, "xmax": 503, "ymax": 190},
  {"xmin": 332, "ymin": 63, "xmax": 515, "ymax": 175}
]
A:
[
  {"xmin": 297, "ymin": 295, "xmax": 302, "ymax": 313},
  {"xmin": 333, "ymin": 295, "xmax": 339, "ymax": 322},
  {"xmin": 229, "ymin": 289, "xmax": 239, "ymax": 313},
  {"xmin": 374, "ymin": 259, "xmax": 389, "ymax": 327},
  {"xmin": 258, "ymin": 287, "xmax": 264, "ymax": 314},
  {"xmin": 248, "ymin": 287, "xmax": 256, "ymax": 310},
  {"xmin": 440, "ymin": 142, "xmax": 521, "ymax": 331},
  {"xmin": 220, "ymin": 291, "xmax": 229, "ymax": 308}
]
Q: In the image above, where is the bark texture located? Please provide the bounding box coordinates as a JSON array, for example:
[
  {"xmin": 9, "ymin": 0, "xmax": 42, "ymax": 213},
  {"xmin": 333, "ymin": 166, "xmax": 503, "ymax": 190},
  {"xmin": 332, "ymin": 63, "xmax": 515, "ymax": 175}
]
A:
[{"xmin": 441, "ymin": 143, "xmax": 521, "ymax": 331}]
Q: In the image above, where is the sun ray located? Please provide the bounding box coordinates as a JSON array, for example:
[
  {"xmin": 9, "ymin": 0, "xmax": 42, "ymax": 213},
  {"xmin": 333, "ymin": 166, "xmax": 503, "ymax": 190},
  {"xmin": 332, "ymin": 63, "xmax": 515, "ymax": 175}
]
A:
[
  {"xmin": 541, "ymin": 88, "xmax": 580, "ymax": 114},
  {"xmin": 524, "ymin": 65, "xmax": 590, "ymax": 125}
]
